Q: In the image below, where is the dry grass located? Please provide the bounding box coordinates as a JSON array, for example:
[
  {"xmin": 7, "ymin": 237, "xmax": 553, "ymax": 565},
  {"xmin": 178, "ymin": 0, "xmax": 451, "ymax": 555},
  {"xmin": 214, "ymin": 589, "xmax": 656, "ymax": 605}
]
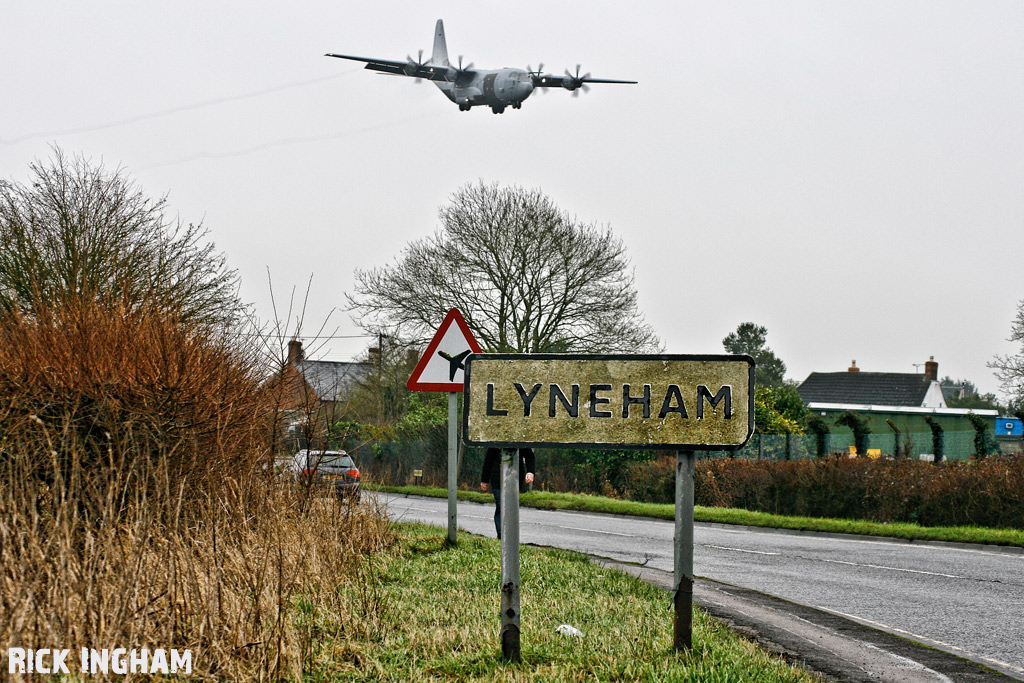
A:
[
  {"xmin": 0, "ymin": 299, "xmax": 395, "ymax": 680},
  {"xmin": 0, "ymin": 470, "xmax": 393, "ymax": 680}
]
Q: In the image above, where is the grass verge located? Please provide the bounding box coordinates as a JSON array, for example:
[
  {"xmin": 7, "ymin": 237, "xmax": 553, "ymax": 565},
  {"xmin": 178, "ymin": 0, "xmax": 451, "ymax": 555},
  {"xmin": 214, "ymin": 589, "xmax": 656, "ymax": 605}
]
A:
[
  {"xmin": 315, "ymin": 522, "xmax": 819, "ymax": 682},
  {"xmin": 367, "ymin": 484, "xmax": 1024, "ymax": 548}
]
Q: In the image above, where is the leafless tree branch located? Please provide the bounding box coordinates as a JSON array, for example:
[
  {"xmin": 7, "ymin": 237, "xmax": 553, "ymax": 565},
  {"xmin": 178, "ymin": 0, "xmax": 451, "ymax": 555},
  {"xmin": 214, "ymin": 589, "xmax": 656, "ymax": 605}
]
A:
[
  {"xmin": 347, "ymin": 182, "xmax": 659, "ymax": 353},
  {"xmin": 0, "ymin": 146, "xmax": 241, "ymax": 328}
]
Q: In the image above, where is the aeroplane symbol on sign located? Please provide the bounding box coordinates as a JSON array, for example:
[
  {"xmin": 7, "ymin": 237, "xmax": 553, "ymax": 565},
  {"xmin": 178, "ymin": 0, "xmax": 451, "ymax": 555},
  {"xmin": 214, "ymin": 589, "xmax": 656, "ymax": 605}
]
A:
[
  {"xmin": 325, "ymin": 19, "xmax": 637, "ymax": 114},
  {"xmin": 437, "ymin": 350, "xmax": 472, "ymax": 381}
]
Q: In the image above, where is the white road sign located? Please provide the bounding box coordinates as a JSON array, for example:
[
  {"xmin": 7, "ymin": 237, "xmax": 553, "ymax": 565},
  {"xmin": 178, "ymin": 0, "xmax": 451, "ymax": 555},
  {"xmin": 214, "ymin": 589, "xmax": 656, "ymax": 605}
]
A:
[{"xmin": 406, "ymin": 308, "xmax": 482, "ymax": 392}]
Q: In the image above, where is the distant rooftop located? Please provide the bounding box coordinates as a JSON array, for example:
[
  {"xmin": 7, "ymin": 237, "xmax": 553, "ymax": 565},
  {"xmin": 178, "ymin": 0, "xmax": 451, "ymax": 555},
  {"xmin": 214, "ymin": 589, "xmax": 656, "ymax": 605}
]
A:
[
  {"xmin": 797, "ymin": 371, "xmax": 933, "ymax": 407},
  {"xmin": 296, "ymin": 359, "xmax": 372, "ymax": 402}
]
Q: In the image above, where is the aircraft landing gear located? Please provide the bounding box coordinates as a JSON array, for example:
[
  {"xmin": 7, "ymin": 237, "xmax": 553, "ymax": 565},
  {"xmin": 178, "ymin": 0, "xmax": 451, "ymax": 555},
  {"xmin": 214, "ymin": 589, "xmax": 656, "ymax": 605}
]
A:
[
  {"xmin": 458, "ymin": 103, "xmax": 471, "ymax": 111},
  {"xmin": 491, "ymin": 105, "xmax": 505, "ymax": 114},
  {"xmin": 512, "ymin": 102, "xmax": 521, "ymax": 109}
]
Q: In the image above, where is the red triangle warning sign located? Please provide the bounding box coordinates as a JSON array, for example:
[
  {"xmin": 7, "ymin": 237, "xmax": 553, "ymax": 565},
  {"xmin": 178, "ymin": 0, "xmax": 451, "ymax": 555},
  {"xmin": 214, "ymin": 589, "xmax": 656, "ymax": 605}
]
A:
[{"xmin": 406, "ymin": 308, "xmax": 483, "ymax": 392}]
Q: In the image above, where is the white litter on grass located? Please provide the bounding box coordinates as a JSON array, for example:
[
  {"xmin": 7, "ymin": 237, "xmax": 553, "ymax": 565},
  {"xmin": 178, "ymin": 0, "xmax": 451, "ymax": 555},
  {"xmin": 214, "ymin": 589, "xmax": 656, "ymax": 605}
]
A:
[{"xmin": 556, "ymin": 624, "xmax": 583, "ymax": 637}]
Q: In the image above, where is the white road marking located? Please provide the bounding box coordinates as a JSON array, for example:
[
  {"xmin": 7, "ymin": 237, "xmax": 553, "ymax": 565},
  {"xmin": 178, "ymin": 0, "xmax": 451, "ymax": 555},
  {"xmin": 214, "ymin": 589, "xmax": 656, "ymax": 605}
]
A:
[
  {"xmin": 811, "ymin": 557, "xmax": 966, "ymax": 579},
  {"xmin": 821, "ymin": 606, "xmax": 1024, "ymax": 677},
  {"xmin": 705, "ymin": 544, "xmax": 780, "ymax": 556},
  {"xmin": 391, "ymin": 502, "xmax": 490, "ymax": 522},
  {"xmin": 703, "ymin": 592, "xmax": 953, "ymax": 681},
  {"xmin": 863, "ymin": 644, "xmax": 954, "ymax": 683},
  {"xmin": 556, "ymin": 525, "xmax": 634, "ymax": 537},
  {"xmin": 708, "ymin": 524, "xmax": 1024, "ymax": 559},
  {"xmin": 704, "ymin": 541, "xmax": 975, "ymax": 580}
]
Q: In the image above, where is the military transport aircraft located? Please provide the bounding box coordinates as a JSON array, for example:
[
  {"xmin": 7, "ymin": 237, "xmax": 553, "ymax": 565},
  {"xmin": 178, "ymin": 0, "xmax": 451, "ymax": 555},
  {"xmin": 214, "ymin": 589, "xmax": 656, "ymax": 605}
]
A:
[{"xmin": 325, "ymin": 20, "xmax": 637, "ymax": 114}]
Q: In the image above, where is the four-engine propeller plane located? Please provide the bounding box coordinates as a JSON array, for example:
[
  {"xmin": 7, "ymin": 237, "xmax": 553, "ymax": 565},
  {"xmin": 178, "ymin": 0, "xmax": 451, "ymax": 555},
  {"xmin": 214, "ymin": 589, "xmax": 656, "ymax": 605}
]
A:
[{"xmin": 325, "ymin": 20, "xmax": 637, "ymax": 114}]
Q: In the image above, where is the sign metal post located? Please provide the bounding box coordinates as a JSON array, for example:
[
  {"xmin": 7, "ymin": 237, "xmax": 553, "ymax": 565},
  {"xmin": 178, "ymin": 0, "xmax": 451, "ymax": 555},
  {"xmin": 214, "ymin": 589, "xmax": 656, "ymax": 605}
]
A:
[
  {"xmin": 674, "ymin": 449, "xmax": 696, "ymax": 651},
  {"xmin": 447, "ymin": 391, "xmax": 458, "ymax": 544},
  {"xmin": 499, "ymin": 448, "xmax": 521, "ymax": 663}
]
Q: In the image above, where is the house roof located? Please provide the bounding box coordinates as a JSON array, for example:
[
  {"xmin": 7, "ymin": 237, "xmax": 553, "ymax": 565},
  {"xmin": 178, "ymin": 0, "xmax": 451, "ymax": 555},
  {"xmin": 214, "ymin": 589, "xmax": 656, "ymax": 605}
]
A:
[
  {"xmin": 295, "ymin": 360, "xmax": 372, "ymax": 402},
  {"xmin": 797, "ymin": 372, "xmax": 933, "ymax": 407}
]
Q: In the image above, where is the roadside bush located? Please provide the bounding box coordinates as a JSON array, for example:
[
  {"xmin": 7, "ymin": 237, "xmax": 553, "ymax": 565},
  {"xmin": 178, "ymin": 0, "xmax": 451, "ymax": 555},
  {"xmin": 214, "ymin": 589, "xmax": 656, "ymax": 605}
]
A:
[
  {"xmin": 0, "ymin": 298, "xmax": 267, "ymax": 508},
  {"xmin": 692, "ymin": 456, "xmax": 1024, "ymax": 529},
  {"xmin": 621, "ymin": 455, "xmax": 676, "ymax": 503},
  {"xmin": 0, "ymin": 298, "xmax": 396, "ymax": 680},
  {"xmin": 593, "ymin": 454, "xmax": 1024, "ymax": 529}
]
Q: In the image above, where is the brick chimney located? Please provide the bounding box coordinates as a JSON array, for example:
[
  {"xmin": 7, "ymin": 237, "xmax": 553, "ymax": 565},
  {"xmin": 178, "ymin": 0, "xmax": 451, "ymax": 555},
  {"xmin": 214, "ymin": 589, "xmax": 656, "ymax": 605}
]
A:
[
  {"xmin": 368, "ymin": 347, "xmax": 381, "ymax": 367},
  {"xmin": 288, "ymin": 339, "xmax": 304, "ymax": 364},
  {"xmin": 848, "ymin": 360, "xmax": 859, "ymax": 373},
  {"xmin": 924, "ymin": 356, "xmax": 938, "ymax": 382}
]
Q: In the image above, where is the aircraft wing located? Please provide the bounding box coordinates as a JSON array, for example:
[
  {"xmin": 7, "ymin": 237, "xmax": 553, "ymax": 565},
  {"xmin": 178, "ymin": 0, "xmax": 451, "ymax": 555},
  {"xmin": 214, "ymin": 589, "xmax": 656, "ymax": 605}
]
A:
[
  {"xmin": 324, "ymin": 53, "xmax": 457, "ymax": 82},
  {"xmin": 532, "ymin": 73, "xmax": 637, "ymax": 88}
]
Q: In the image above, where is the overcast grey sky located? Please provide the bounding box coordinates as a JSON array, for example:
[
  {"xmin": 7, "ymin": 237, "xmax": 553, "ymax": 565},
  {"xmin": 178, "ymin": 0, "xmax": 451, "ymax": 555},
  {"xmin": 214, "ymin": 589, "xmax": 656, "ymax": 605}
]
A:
[{"xmin": 3, "ymin": 1, "xmax": 1022, "ymax": 397}]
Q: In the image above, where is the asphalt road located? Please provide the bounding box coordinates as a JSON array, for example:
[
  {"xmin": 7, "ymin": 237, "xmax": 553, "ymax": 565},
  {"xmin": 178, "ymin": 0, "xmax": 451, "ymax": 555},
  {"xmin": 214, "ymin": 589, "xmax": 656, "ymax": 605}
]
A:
[{"xmin": 378, "ymin": 492, "xmax": 1024, "ymax": 680}]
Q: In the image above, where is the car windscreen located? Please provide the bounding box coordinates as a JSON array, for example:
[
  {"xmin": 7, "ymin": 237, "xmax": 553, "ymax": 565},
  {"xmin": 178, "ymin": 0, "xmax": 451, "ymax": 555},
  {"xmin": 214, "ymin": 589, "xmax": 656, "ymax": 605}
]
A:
[{"xmin": 320, "ymin": 456, "xmax": 355, "ymax": 469}]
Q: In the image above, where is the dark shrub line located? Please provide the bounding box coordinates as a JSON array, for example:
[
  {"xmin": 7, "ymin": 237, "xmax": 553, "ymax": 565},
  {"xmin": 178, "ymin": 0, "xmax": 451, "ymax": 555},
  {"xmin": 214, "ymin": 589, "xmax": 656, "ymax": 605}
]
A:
[{"xmin": 682, "ymin": 456, "xmax": 1024, "ymax": 529}]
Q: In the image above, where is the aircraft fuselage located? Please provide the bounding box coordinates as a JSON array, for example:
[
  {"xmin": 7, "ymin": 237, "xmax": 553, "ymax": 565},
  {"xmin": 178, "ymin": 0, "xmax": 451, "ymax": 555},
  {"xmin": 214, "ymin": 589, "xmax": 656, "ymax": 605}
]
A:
[{"xmin": 436, "ymin": 68, "xmax": 535, "ymax": 113}]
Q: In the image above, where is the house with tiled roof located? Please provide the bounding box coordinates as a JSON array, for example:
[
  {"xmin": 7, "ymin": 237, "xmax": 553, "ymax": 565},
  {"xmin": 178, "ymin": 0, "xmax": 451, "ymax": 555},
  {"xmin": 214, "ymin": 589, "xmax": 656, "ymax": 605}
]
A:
[
  {"xmin": 275, "ymin": 339, "xmax": 372, "ymax": 406},
  {"xmin": 269, "ymin": 339, "xmax": 374, "ymax": 451},
  {"xmin": 796, "ymin": 357, "xmax": 997, "ymax": 459},
  {"xmin": 798, "ymin": 358, "xmax": 947, "ymax": 409},
  {"xmin": 292, "ymin": 354, "xmax": 370, "ymax": 403}
]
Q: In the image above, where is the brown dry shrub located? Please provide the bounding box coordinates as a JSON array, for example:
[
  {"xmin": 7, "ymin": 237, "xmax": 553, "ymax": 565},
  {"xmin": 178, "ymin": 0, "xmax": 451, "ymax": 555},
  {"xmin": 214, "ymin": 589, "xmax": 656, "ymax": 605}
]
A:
[
  {"xmin": 0, "ymin": 298, "xmax": 268, "ymax": 504},
  {"xmin": 691, "ymin": 456, "xmax": 1024, "ymax": 529},
  {"xmin": 0, "ymin": 299, "xmax": 396, "ymax": 680},
  {"xmin": 1, "ymin": 463, "xmax": 394, "ymax": 680},
  {"xmin": 621, "ymin": 455, "xmax": 676, "ymax": 504},
  {"xmin": 616, "ymin": 454, "xmax": 1024, "ymax": 529}
]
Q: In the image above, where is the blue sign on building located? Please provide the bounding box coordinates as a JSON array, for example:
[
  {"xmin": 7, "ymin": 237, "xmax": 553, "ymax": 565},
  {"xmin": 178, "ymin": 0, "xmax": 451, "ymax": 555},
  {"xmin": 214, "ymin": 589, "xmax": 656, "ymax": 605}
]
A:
[{"xmin": 995, "ymin": 417, "xmax": 1023, "ymax": 437}]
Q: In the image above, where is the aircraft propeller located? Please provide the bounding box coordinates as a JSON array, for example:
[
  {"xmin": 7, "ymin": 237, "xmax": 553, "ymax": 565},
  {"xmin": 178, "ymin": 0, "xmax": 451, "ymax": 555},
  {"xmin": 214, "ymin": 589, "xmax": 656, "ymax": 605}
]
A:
[
  {"xmin": 404, "ymin": 49, "xmax": 429, "ymax": 81},
  {"xmin": 444, "ymin": 55, "xmax": 475, "ymax": 83},
  {"xmin": 563, "ymin": 64, "xmax": 592, "ymax": 97},
  {"xmin": 528, "ymin": 64, "xmax": 549, "ymax": 93}
]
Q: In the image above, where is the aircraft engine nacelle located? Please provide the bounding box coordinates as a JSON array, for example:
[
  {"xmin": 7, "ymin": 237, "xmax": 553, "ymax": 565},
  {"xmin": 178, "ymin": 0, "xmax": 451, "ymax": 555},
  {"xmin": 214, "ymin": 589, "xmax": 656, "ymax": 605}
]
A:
[
  {"xmin": 562, "ymin": 75, "xmax": 579, "ymax": 91},
  {"xmin": 404, "ymin": 62, "xmax": 418, "ymax": 77},
  {"xmin": 446, "ymin": 66, "xmax": 459, "ymax": 82}
]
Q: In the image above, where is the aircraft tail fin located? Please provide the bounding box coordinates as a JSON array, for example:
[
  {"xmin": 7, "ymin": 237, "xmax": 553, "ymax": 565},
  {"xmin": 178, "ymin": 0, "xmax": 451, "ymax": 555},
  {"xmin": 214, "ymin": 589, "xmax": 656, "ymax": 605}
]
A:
[{"xmin": 431, "ymin": 19, "xmax": 449, "ymax": 66}]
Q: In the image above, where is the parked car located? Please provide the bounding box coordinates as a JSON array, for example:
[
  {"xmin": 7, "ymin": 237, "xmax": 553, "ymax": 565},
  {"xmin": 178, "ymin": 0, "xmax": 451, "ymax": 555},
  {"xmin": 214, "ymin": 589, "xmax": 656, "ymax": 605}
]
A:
[{"xmin": 287, "ymin": 449, "xmax": 361, "ymax": 500}]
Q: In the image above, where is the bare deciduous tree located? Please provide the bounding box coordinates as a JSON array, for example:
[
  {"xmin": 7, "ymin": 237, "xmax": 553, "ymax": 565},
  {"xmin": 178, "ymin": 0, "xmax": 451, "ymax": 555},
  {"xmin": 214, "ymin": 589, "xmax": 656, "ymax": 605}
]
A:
[
  {"xmin": 349, "ymin": 182, "xmax": 659, "ymax": 353},
  {"xmin": 0, "ymin": 147, "xmax": 240, "ymax": 326},
  {"xmin": 989, "ymin": 298, "xmax": 1024, "ymax": 407}
]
